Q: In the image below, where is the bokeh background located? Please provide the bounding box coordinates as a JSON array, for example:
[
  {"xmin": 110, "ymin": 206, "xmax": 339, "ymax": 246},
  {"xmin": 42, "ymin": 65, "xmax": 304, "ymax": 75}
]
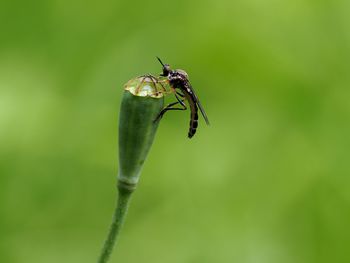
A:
[{"xmin": 1, "ymin": 0, "xmax": 350, "ymax": 262}]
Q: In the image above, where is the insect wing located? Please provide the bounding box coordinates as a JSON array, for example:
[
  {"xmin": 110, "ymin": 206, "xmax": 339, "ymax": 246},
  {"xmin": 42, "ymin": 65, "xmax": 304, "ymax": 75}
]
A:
[
  {"xmin": 185, "ymin": 81, "xmax": 210, "ymax": 125},
  {"xmin": 197, "ymin": 100, "xmax": 210, "ymax": 125}
]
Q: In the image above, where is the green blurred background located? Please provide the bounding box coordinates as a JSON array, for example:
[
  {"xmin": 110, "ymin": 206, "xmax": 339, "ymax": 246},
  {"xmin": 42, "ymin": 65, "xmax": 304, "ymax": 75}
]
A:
[{"xmin": 1, "ymin": 0, "xmax": 350, "ymax": 262}]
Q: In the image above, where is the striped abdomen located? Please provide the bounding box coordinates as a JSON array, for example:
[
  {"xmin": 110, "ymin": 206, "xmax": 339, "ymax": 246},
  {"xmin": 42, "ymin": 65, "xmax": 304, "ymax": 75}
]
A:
[
  {"xmin": 188, "ymin": 104, "xmax": 198, "ymax": 138},
  {"xmin": 184, "ymin": 92, "xmax": 198, "ymax": 138}
]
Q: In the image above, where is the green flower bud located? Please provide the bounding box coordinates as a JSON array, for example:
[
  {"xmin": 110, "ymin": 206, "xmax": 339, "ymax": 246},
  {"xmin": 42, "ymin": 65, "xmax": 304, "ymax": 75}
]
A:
[{"xmin": 117, "ymin": 75, "xmax": 168, "ymax": 192}]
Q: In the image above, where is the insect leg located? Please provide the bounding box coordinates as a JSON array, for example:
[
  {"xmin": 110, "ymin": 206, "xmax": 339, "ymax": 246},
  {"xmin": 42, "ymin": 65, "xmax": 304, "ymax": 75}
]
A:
[
  {"xmin": 154, "ymin": 94, "xmax": 187, "ymax": 122},
  {"xmin": 176, "ymin": 91, "xmax": 185, "ymax": 97}
]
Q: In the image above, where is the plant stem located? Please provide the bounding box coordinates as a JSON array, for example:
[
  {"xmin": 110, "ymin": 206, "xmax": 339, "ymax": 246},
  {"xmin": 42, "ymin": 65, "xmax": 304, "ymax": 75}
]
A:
[{"xmin": 97, "ymin": 188, "xmax": 133, "ymax": 263}]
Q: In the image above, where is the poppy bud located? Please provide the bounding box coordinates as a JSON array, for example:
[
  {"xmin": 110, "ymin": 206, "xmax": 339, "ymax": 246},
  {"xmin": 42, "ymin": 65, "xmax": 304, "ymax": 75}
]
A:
[{"xmin": 117, "ymin": 75, "xmax": 168, "ymax": 193}]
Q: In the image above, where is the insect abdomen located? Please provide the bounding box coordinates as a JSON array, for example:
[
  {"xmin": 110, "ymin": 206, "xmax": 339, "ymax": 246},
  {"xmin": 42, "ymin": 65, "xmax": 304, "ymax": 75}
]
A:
[{"xmin": 188, "ymin": 104, "xmax": 198, "ymax": 138}]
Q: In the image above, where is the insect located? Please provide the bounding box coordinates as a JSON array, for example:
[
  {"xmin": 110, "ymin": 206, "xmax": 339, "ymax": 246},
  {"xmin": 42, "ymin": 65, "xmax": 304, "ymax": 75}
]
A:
[{"xmin": 155, "ymin": 57, "xmax": 210, "ymax": 138}]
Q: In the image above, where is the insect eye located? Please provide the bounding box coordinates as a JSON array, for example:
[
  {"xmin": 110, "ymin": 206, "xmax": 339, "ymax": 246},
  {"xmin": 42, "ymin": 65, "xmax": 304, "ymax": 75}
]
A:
[{"xmin": 161, "ymin": 64, "xmax": 171, "ymax": 76}]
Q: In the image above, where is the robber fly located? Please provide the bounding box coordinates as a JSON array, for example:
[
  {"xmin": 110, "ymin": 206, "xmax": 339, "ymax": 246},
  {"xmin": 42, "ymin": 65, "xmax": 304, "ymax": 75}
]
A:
[{"xmin": 155, "ymin": 57, "xmax": 210, "ymax": 138}]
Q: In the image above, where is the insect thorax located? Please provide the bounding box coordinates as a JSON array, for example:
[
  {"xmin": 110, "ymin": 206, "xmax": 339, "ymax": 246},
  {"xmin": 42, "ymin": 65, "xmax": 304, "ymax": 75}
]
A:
[{"xmin": 169, "ymin": 69, "xmax": 189, "ymax": 88}]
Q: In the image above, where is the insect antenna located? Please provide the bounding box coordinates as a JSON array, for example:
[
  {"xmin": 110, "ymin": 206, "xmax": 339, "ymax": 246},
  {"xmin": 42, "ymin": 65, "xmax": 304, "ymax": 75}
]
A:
[{"xmin": 156, "ymin": 56, "xmax": 165, "ymax": 67}]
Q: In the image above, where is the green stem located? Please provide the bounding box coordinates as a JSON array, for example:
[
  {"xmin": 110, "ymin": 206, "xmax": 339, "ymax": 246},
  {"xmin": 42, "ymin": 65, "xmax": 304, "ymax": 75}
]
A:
[{"xmin": 97, "ymin": 188, "xmax": 133, "ymax": 263}]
